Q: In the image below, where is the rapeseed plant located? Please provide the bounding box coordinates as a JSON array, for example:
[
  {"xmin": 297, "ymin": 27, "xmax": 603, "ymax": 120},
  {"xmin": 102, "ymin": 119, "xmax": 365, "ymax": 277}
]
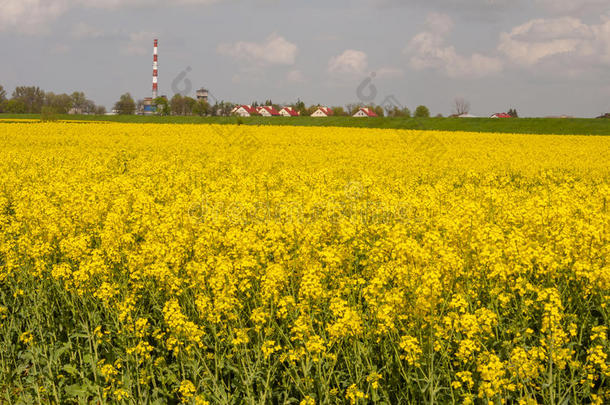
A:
[{"xmin": 0, "ymin": 122, "xmax": 608, "ymax": 403}]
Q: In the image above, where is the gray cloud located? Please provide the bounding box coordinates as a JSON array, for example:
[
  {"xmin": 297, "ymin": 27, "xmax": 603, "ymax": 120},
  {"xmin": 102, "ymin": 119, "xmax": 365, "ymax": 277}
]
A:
[
  {"xmin": 217, "ymin": 33, "xmax": 298, "ymax": 66},
  {"xmin": 534, "ymin": 0, "xmax": 609, "ymax": 14},
  {"xmin": 0, "ymin": 0, "xmax": 225, "ymax": 34},
  {"xmin": 328, "ymin": 50, "xmax": 369, "ymax": 76},
  {"xmin": 498, "ymin": 15, "xmax": 610, "ymax": 67},
  {"xmin": 406, "ymin": 13, "xmax": 503, "ymax": 77}
]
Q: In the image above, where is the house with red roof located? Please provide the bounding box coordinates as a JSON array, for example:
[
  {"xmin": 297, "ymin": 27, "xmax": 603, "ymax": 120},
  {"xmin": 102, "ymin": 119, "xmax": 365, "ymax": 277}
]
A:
[
  {"xmin": 490, "ymin": 113, "xmax": 512, "ymax": 118},
  {"xmin": 279, "ymin": 107, "xmax": 300, "ymax": 117},
  {"xmin": 231, "ymin": 105, "xmax": 259, "ymax": 117},
  {"xmin": 257, "ymin": 106, "xmax": 280, "ymax": 117},
  {"xmin": 353, "ymin": 107, "xmax": 378, "ymax": 117},
  {"xmin": 311, "ymin": 107, "xmax": 333, "ymax": 117}
]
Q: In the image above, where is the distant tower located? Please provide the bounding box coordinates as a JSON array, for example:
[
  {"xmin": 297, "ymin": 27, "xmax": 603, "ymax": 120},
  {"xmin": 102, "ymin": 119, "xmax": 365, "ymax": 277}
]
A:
[
  {"xmin": 196, "ymin": 88, "xmax": 209, "ymax": 102},
  {"xmin": 152, "ymin": 39, "xmax": 158, "ymax": 99}
]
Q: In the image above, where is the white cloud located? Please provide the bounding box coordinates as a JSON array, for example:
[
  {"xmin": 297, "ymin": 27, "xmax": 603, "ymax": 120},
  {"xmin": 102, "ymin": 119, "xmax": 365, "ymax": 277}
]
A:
[
  {"xmin": 328, "ymin": 50, "xmax": 368, "ymax": 76},
  {"xmin": 217, "ymin": 33, "xmax": 298, "ymax": 66},
  {"xmin": 0, "ymin": 0, "xmax": 70, "ymax": 34},
  {"xmin": 498, "ymin": 16, "xmax": 610, "ymax": 67},
  {"xmin": 406, "ymin": 13, "xmax": 503, "ymax": 77}
]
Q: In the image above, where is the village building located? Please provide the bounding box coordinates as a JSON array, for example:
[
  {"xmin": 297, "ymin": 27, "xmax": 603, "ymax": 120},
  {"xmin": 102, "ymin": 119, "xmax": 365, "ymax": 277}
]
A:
[
  {"xmin": 257, "ymin": 106, "xmax": 280, "ymax": 117},
  {"xmin": 353, "ymin": 107, "xmax": 378, "ymax": 118},
  {"xmin": 231, "ymin": 105, "xmax": 258, "ymax": 117},
  {"xmin": 196, "ymin": 88, "xmax": 209, "ymax": 103},
  {"xmin": 279, "ymin": 107, "xmax": 299, "ymax": 117},
  {"xmin": 311, "ymin": 107, "xmax": 333, "ymax": 117}
]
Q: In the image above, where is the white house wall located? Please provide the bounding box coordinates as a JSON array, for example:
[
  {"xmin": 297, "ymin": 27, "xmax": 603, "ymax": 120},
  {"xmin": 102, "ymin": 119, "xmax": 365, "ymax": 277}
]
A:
[
  {"xmin": 280, "ymin": 109, "xmax": 296, "ymax": 117},
  {"xmin": 235, "ymin": 108, "xmax": 250, "ymax": 117}
]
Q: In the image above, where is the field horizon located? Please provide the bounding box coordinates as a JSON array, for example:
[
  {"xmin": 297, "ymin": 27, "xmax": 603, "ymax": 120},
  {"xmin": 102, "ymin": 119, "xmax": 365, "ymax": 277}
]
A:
[{"xmin": 2, "ymin": 113, "xmax": 610, "ymax": 136}]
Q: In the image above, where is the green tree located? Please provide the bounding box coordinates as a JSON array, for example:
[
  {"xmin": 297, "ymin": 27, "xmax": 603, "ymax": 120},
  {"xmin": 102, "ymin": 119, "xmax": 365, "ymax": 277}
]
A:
[
  {"xmin": 183, "ymin": 97, "xmax": 197, "ymax": 116},
  {"xmin": 209, "ymin": 101, "xmax": 219, "ymax": 116},
  {"xmin": 95, "ymin": 105, "xmax": 107, "ymax": 115},
  {"xmin": 0, "ymin": 85, "xmax": 6, "ymax": 113},
  {"xmin": 12, "ymin": 86, "xmax": 45, "ymax": 113},
  {"xmin": 154, "ymin": 97, "xmax": 169, "ymax": 116},
  {"xmin": 209, "ymin": 101, "xmax": 235, "ymax": 116},
  {"xmin": 291, "ymin": 99, "xmax": 307, "ymax": 116},
  {"xmin": 45, "ymin": 92, "xmax": 73, "ymax": 114},
  {"xmin": 83, "ymin": 99, "xmax": 97, "ymax": 114},
  {"xmin": 0, "ymin": 85, "xmax": 6, "ymax": 106},
  {"xmin": 71, "ymin": 91, "xmax": 87, "ymax": 112},
  {"xmin": 263, "ymin": 99, "xmax": 281, "ymax": 111},
  {"xmin": 193, "ymin": 99, "xmax": 209, "ymax": 116},
  {"xmin": 508, "ymin": 108, "xmax": 519, "ymax": 118},
  {"xmin": 387, "ymin": 106, "xmax": 411, "ymax": 117},
  {"xmin": 220, "ymin": 101, "xmax": 235, "ymax": 116},
  {"xmin": 414, "ymin": 105, "xmax": 430, "ymax": 118},
  {"xmin": 170, "ymin": 94, "xmax": 185, "ymax": 115},
  {"xmin": 345, "ymin": 103, "xmax": 363, "ymax": 115},
  {"xmin": 306, "ymin": 104, "xmax": 321, "ymax": 116},
  {"xmin": 4, "ymin": 99, "xmax": 27, "ymax": 113},
  {"xmin": 114, "ymin": 93, "xmax": 136, "ymax": 115},
  {"xmin": 331, "ymin": 106, "xmax": 346, "ymax": 116}
]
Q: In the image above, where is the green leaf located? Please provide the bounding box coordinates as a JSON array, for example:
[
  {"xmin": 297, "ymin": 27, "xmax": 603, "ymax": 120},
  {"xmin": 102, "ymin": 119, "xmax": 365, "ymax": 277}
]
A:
[
  {"xmin": 62, "ymin": 364, "xmax": 78, "ymax": 376},
  {"xmin": 64, "ymin": 383, "xmax": 87, "ymax": 398},
  {"xmin": 54, "ymin": 342, "xmax": 72, "ymax": 359}
]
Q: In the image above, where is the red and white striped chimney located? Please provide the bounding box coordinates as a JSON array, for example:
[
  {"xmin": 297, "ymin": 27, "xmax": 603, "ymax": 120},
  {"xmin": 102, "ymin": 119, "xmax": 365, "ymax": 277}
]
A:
[{"xmin": 152, "ymin": 39, "xmax": 158, "ymax": 99}]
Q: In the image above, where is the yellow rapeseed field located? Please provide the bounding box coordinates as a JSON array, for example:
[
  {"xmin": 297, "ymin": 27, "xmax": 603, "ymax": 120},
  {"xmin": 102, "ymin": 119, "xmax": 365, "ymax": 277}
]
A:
[{"xmin": 0, "ymin": 122, "xmax": 608, "ymax": 404}]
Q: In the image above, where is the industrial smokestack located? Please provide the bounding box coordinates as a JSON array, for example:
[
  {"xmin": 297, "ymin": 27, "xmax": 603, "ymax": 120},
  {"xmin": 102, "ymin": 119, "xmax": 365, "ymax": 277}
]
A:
[{"xmin": 152, "ymin": 39, "xmax": 158, "ymax": 99}]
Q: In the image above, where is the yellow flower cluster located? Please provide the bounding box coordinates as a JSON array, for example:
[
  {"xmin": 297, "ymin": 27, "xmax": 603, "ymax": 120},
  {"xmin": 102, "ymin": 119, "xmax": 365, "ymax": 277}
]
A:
[
  {"xmin": 345, "ymin": 384, "xmax": 368, "ymax": 404},
  {"xmin": 0, "ymin": 122, "xmax": 608, "ymax": 403}
]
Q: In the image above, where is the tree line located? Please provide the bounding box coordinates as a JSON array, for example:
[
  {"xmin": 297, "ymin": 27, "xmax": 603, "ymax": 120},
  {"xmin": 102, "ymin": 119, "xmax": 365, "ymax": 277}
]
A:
[
  {"xmin": 0, "ymin": 84, "xmax": 434, "ymax": 118},
  {"xmin": 114, "ymin": 92, "xmax": 433, "ymax": 118},
  {"xmin": 113, "ymin": 93, "xmax": 235, "ymax": 116},
  {"xmin": 0, "ymin": 85, "xmax": 105, "ymax": 115}
]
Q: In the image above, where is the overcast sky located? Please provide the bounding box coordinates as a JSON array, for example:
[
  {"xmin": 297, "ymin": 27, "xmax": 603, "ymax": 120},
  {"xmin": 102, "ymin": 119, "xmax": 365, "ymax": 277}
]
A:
[{"xmin": 1, "ymin": 0, "xmax": 609, "ymax": 117}]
